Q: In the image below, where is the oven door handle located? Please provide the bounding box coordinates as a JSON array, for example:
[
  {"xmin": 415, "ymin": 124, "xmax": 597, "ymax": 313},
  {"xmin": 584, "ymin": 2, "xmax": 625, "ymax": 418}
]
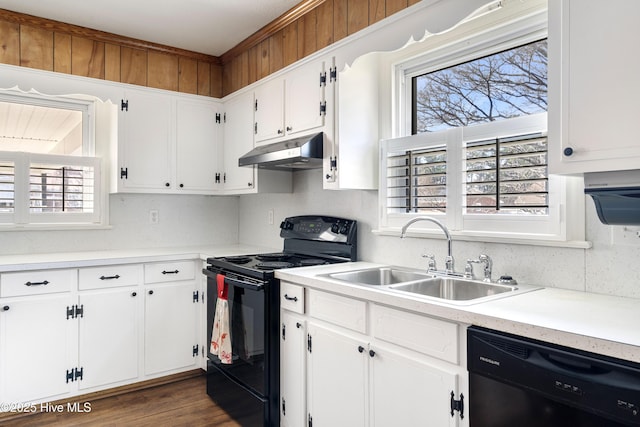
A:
[{"xmin": 203, "ymin": 269, "xmax": 265, "ymax": 291}]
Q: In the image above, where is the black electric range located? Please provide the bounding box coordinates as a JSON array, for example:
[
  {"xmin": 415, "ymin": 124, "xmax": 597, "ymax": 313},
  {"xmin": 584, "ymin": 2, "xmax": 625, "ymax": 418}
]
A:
[{"xmin": 203, "ymin": 215, "xmax": 357, "ymax": 427}]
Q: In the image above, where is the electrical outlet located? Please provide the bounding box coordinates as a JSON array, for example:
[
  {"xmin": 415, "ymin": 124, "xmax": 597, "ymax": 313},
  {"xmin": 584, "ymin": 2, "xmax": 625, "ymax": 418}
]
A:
[
  {"xmin": 268, "ymin": 209, "xmax": 274, "ymax": 225},
  {"xmin": 149, "ymin": 209, "xmax": 159, "ymax": 224}
]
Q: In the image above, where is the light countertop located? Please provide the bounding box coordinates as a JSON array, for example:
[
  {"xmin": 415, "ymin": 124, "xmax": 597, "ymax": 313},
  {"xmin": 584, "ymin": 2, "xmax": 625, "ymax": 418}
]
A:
[
  {"xmin": 275, "ymin": 261, "xmax": 640, "ymax": 364},
  {"xmin": 0, "ymin": 244, "xmax": 278, "ymax": 272}
]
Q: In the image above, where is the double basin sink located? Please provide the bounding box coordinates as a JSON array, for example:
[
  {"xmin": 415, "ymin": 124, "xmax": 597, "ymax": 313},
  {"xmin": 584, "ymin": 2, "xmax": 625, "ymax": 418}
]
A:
[{"xmin": 321, "ymin": 266, "xmax": 539, "ymax": 305}]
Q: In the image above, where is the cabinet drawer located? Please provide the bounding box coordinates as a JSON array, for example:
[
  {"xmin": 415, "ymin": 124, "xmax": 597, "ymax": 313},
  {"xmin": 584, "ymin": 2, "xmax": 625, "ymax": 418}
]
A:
[
  {"xmin": 144, "ymin": 260, "xmax": 195, "ymax": 283},
  {"xmin": 281, "ymin": 282, "xmax": 305, "ymax": 314},
  {"xmin": 0, "ymin": 269, "xmax": 76, "ymax": 297},
  {"xmin": 307, "ymin": 289, "xmax": 366, "ymax": 333},
  {"xmin": 79, "ymin": 264, "xmax": 142, "ymax": 290},
  {"xmin": 371, "ymin": 304, "xmax": 458, "ymax": 364}
]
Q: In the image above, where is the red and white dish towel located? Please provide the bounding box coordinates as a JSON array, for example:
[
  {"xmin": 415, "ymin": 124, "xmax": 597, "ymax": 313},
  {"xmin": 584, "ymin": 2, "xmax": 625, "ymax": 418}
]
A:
[{"xmin": 210, "ymin": 274, "xmax": 232, "ymax": 364}]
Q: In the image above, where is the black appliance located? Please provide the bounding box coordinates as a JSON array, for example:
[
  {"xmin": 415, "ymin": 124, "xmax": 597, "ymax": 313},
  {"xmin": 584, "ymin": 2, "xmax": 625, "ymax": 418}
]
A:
[
  {"xmin": 203, "ymin": 215, "xmax": 357, "ymax": 426},
  {"xmin": 468, "ymin": 326, "xmax": 640, "ymax": 426}
]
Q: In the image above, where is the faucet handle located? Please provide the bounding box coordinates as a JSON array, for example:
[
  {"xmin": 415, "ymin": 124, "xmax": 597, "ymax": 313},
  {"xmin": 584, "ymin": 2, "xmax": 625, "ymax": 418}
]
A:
[
  {"xmin": 421, "ymin": 254, "xmax": 437, "ymax": 271},
  {"xmin": 465, "ymin": 259, "xmax": 479, "ymax": 279},
  {"xmin": 478, "ymin": 254, "xmax": 492, "ymax": 282}
]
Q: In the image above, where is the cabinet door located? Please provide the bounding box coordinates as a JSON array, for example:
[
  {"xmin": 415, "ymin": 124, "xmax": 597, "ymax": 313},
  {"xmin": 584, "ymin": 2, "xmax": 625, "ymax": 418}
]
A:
[
  {"xmin": 549, "ymin": 0, "xmax": 640, "ymax": 173},
  {"xmin": 281, "ymin": 311, "xmax": 306, "ymax": 427},
  {"xmin": 370, "ymin": 343, "xmax": 461, "ymax": 427},
  {"xmin": 78, "ymin": 288, "xmax": 139, "ymax": 390},
  {"xmin": 119, "ymin": 89, "xmax": 173, "ymax": 191},
  {"xmin": 0, "ymin": 295, "xmax": 73, "ymax": 403},
  {"xmin": 307, "ymin": 322, "xmax": 367, "ymax": 427},
  {"xmin": 285, "ymin": 60, "xmax": 325, "ymax": 137},
  {"xmin": 144, "ymin": 282, "xmax": 197, "ymax": 376},
  {"xmin": 254, "ymin": 79, "xmax": 285, "ymax": 144},
  {"xmin": 176, "ymin": 98, "xmax": 221, "ymax": 193},
  {"xmin": 223, "ymin": 92, "xmax": 255, "ymax": 191}
]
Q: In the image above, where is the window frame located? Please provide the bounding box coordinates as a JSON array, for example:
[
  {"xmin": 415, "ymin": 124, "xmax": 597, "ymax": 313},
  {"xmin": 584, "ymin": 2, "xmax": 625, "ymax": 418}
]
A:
[
  {"xmin": 378, "ymin": 1, "xmax": 587, "ymax": 247},
  {"xmin": 0, "ymin": 88, "xmax": 108, "ymax": 229}
]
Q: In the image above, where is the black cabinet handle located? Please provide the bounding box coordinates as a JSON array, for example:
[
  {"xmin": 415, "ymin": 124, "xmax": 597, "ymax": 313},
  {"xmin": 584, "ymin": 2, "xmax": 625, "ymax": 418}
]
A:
[
  {"xmin": 296, "ymin": 322, "xmax": 302, "ymax": 329},
  {"xmin": 284, "ymin": 294, "xmax": 298, "ymax": 302},
  {"xmin": 131, "ymin": 292, "xmax": 137, "ymax": 297},
  {"xmin": 162, "ymin": 270, "xmax": 179, "ymax": 275},
  {"xmin": 277, "ymin": 129, "xmax": 283, "ymax": 134},
  {"xmin": 358, "ymin": 346, "xmax": 365, "ymax": 353},
  {"xmin": 165, "ymin": 182, "xmax": 170, "ymax": 187},
  {"xmin": 2, "ymin": 305, "xmax": 9, "ymax": 311},
  {"xmin": 286, "ymin": 126, "xmax": 292, "ymax": 132},
  {"xmin": 25, "ymin": 280, "xmax": 49, "ymax": 287},
  {"xmin": 369, "ymin": 349, "xmax": 376, "ymax": 358},
  {"xmin": 100, "ymin": 275, "xmax": 121, "ymax": 280},
  {"xmin": 179, "ymin": 183, "xmax": 184, "ymax": 188},
  {"xmin": 148, "ymin": 290, "xmax": 154, "ymax": 295},
  {"xmin": 563, "ymin": 147, "xmax": 574, "ymax": 157}
]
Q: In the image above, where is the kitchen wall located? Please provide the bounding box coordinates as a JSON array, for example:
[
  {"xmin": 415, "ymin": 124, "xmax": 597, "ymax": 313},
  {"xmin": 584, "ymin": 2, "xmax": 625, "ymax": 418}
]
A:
[
  {"xmin": 238, "ymin": 169, "xmax": 640, "ymax": 299},
  {"xmin": 0, "ymin": 194, "xmax": 240, "ymax": 255}
]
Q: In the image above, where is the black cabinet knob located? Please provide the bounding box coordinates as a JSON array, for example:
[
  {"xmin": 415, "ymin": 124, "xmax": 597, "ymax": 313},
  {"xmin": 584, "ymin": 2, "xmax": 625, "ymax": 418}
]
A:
[
  {"xmin": 165, "ymin": 182, "xmax": 170, "ymax": 187},
  {"xmin": 358, "ymin": 346, "xmax": 365, "ymax": 353},
  {"xmin": 131, "ymin": 292, "xmax": 137, "ymax": 297},
  {"xmin": 563, "ymin": 147, "xmax": 574, "ymax": 157},
  {"xmin": 179, "ymin": 183, "xmax": 184, "ymax": 188},
  {"xmin": 369, "ymin": 349, "xmax": 376, "ymax": 357},
  {"xmin": 2, "ymin": 305, "xmax": 9, "ymax": 311},
  {"xmin": 148, "ymin": 290, "xmax": 154, "ymax": 295}
]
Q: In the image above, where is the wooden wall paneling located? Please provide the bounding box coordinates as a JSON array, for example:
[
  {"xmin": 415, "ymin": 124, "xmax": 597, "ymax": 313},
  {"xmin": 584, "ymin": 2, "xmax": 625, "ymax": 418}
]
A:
[
  {"xmin": 248, "ymin": 44, "xmax": 259, "ymax": 85},
  {"xmin": 0, "ymin": 20, "xmax": 20, "ymax": 65},
  {"xmin": 386, "ymin": 0, "xmax": 408, "ymax": 16},
  {"xmin": 104, "ymin": 43, "xmax": 121, "ymax": 82},
  {"xmin": 179, "ymin": 57, "xmax": 198, "ymax": 95},
  {"xmin": 147, "ymin": 51, "xmax": 178, "ymax": 91},
  {"xmin": 370, "ymin": 0, "xmax": 386, "ymax": 24},
  {"xmin": 222, "ymin": 59, "xmax": 233, "ymax": 97},
  {"xmin": 71, "ymin": 36, "xmax": 105, "ymax": 79},
  {"xmin": 268, "ymin": 32, "xmax": 283, "ymax": 75},
  {"xmin": 259, "ymin": 39, "xmax": 270, "ymax": 80},
  {"xmin": 53, "ymin": 33, "xmax": 72, "ymax": 73},
  {"xmin": 20, "ymin": 25, "xmax": 53, "ymax": 71},
  {"xmin": 197, "ymin": 61, "xmax": 211, "ymax": 96},
  {"xmin": 211, "ymin": 63, "xmax": 222, "ymax": 98},
  {"xmin": 121, "ymin": 46, "xmax": 147, "ymax": 87},
  {"xmin": 347, "ymin": 0, "xmax": 369, "ymax": 35},
  {"xmin": 283, "ymin": 20, "xmax": 299, "ymax": 67},
  {"xmin": 334, "ymin": 0, "xmax": 349, "ymax": 43},
  {"xmin": 299, "ymin": 9, "xmax": 317, "ymax": 58},
  {"xmin": 238, "ymin": 51, "xmax": 249, "ymax": 89},
  {"xmin": 316, "ymin": 0, "xmax": 334, "ymax": 50},
  {"xmin": 407, "ymin": 0, "xmax": 420, "ymax": 6}
]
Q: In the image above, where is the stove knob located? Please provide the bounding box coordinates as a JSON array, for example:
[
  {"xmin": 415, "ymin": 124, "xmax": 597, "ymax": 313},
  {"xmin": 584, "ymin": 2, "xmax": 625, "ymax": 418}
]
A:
[
  {"xmin": 280, "ymin": 221, "xmax": 294, "ymax": 230},
  {"xmin": 340, "ymin": 225, "xmax": 349, "ymax": 234},
  {"xmin": 331, "ymin": 224, "xmax": 340, "ymax": 234}
]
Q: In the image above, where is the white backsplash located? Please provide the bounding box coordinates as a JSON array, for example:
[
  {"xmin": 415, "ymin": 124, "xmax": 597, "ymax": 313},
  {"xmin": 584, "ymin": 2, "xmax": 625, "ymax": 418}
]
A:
[
  {"xmin": 0, "ymin": 193, "xmax": 239, "ymax": 256},
  {"xmin": 239, "ymin": 169, "xmax": 640, "ymax": 299}
]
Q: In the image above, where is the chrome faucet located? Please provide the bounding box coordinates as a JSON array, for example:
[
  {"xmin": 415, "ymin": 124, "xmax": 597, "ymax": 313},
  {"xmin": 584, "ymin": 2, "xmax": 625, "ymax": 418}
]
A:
[
  {"xmin": 465, "ymin": 254, "xmax": 493, "ymax": 282},
  {"xmin": 400, "ymin": 216, "xmax": 454, "ymax": 273}
]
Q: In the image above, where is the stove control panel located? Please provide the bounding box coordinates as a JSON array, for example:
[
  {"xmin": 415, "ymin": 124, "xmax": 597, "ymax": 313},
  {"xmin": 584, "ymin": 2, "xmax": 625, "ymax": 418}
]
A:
[{"xmin": 280, "ymin": 215, "xmax": 357, "ymax": 243}]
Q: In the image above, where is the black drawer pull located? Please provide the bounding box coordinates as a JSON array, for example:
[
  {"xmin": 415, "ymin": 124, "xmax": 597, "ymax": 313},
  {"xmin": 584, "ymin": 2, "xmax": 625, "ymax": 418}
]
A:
[
  {"xmin": 162, "ymin": 270, "xmax": 179, "ymax": 275},
  {"xmin": 2, "ymin": 305, "xmax": 9, "ymax": 311},
  {"xmin": 131, "ymin": 292, "xmax": 137, "ymax": 297},
  {"xmin": 100, "ymin": 275, "xmax": 121, "ymax": 280},
  {"xmin": 25, "ymin": 280, "xmax": 49, "ymax": 287},
  {"xmin": 284, "ymin": 294, "xmax": 298, "ymax": 302}
]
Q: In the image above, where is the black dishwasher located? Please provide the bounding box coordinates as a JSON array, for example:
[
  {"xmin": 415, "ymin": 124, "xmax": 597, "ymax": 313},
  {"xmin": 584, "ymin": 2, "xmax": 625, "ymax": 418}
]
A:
[{"xmin": 468, "ymin": 326, "xmax": 640, "ymax": 426}]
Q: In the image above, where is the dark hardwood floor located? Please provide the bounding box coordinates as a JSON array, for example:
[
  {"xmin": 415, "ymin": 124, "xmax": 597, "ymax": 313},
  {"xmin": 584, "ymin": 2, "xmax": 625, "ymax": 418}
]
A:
[{"xmin": 2, "ymin": 375, "xmax": 244, "ymax": 427}]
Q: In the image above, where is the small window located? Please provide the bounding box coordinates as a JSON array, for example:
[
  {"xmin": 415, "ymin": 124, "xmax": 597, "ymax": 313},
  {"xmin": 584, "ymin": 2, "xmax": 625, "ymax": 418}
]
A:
[{"xmin": 0, "ymin": 89, "xmax": 108, "ymax": 228}]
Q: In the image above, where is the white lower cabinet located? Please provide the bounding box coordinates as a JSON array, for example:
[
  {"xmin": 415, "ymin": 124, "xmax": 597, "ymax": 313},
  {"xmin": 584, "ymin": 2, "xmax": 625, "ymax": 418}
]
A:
[
  {"xmin": 144, "ymin": 261, "xmax": 199, "ymax": 376},
  {"xmin": 280, "ymin": 282, "xmax": 467, "ymax": 427}
]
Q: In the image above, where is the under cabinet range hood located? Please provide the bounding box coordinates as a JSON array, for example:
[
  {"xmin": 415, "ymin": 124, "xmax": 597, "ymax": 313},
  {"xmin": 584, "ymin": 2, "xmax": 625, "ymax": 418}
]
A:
[
  {"xmin": 584, "ymin": 170, "xmax": 640, "ymax": 225},
  {"xmin": 238, "ymin": 132, "xmax": 323, "ymax": 170}
]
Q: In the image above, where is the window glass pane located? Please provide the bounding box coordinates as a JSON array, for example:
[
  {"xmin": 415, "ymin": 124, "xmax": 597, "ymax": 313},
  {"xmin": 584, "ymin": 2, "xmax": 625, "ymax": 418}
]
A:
[
  {"xmin": 413, "ymin": 39, "xmax": 547, "ymax": 133},
  {"xmin": 0, "ymin": 101, "xmax": 83, "ymax": 155},
  {"xmin": 0, "ymin": 162, "xmax": 15, "ymax": 213},
  {"xmin": 29, "ymin": 163, "xmax": 95, "ymax": 214}
]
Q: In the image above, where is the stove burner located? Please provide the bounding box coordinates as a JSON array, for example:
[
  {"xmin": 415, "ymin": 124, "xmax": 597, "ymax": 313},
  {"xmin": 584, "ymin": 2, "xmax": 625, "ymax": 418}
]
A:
[
  {"xmin": 256, "ymin": 253, "xmax": 291, "ymax": 261},
  {"xmin": 256, "ymin": 261, "xmax": 295, "ymax": 270},
  {"xmin": 298, "ymin": 258, "xmax": 329, "ymax": 267},
  {"xmin": 222, "ymin": 255, "xmax": 252, "ymax": 264}
]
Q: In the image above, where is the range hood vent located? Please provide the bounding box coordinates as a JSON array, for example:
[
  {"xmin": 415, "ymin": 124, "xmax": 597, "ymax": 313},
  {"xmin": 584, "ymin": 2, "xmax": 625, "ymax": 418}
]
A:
[
  {"xmin": 238, "ymin": 132, "xmax": 323, "ymax": 170},
  {"xmin": 584, "ymin": 170, "xmax": 640, "ymax": 225}
]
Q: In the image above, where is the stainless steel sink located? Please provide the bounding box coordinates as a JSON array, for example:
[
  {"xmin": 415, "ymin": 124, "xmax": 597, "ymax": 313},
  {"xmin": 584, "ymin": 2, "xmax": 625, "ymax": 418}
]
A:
[
  {"xmin": 325, "ymin": 267, "xmax": 433, "ymax": 286},
  {"xmin": 389, "ymin": 277, "xmax": 516, "ymax": 301}
]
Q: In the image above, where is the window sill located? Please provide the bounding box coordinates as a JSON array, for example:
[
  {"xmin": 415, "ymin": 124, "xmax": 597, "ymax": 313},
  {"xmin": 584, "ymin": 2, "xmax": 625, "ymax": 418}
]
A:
[
  {"xmin": 0, "ymin": 224, "xmax": 113, "ymax": 232},
  {"xmin": 372, "ymin": 228, "xmax": 592, "ymax": 249}
]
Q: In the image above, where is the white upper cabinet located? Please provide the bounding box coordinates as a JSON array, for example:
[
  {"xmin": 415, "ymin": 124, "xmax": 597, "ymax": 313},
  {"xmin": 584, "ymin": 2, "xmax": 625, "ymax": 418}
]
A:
[
  {"xmin": 548, "ymin": 0, "xmax": 640, "ymax": 174},
  {"xmin": 115, "ymin": 88, "xmax": 222, "ymax": 194},
  {"xmin": 222, "ymin": 91, "xmax": 256, "ymax": 191},
  {"xmin": 254, "ymin": 58, "xmax": 327, "ymax": 145}
]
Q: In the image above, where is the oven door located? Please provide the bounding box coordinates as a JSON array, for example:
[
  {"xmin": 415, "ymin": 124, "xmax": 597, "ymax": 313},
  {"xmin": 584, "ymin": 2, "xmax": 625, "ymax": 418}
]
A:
[{"xmin": 204, "ymin": 268, "xmax": 268, "ymax": 396}]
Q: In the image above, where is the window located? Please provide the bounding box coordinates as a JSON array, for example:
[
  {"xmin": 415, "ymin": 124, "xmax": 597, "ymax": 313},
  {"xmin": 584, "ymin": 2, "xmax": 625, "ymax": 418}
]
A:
[
  {"xmin": 380, "ymin": 2, "xmax": 585, "ymax": 245},
  {"xmin": 0, "ymin": 89, "xmax": 108, "ymax": 228}
]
